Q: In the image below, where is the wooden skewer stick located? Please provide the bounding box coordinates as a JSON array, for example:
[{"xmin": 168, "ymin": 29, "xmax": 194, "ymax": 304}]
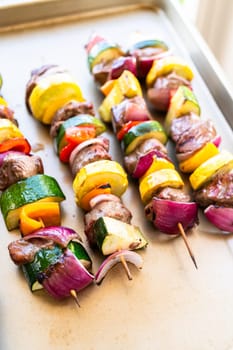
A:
[
  {"xmin": 70, "ymin": 289, "xmax": 81, "ymax": 307},
  {"xmin": 120, "ymin": 254, "xmax": 133, "ymax": 280},
  {"xmin": 177, "ymin": 222, "xmax": 198, "ymax": 269}
]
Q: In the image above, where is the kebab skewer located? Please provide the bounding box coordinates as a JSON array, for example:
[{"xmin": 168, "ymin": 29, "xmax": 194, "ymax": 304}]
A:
[
  {"xmin": 86, "ymin": 37, "xmax": 199, "ymax": 267},
  {"xmin": 164, "ymin": 85, "xmax": 233, "ymax": 233},
  {"xmin": 0, "ymin": 75, "xmax": 95, "ymax": 301},
  {"xmin": 25, "ymin": 64, "xmax": 147, "ymax": 284}
]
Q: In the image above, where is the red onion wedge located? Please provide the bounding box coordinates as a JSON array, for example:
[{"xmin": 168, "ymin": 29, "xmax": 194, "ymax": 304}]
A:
[
  {"xmin": 95, "ymin": 250, "xmax": 143, "ymax": 285},
  {"xmin": 204, "ymin": 205, "xmax": 233, "ymax": 233},
  {"xmin": 24, "ymin": 226, "xmax": 80, "ymax": 248},
  {"xmin": 108, "ymin": 56, "xmax": 137, "ymax": 80},
  {"xmin": 212, "ymin": 135, "xmax": 222, "ymax": 148},
  {"xmin": 151, "ymin": 198, "xmax": 198, "ymax": 235},
  {"xmin": 137, "ymin": 50, "xmax": 171, "ymax": 79},
  {"xmin": 132, "ymin": 150, "xmax": 171, "ymax": 179},
  {"xmin": 42, "ymin": 250, "xmax": 94, "ymax": 299}
]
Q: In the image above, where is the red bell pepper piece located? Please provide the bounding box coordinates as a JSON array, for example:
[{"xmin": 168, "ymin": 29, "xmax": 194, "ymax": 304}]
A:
[
  {"xmin": 116, "ymin": 121, "xmax": 143, "ymax": 141},
  {"xmin": 59, "ymin": 125, "xmax": 96, "ymax": 163},
  {"xmin": 0, "ymin": 137, "xmax": 31, "ymax": 154}
]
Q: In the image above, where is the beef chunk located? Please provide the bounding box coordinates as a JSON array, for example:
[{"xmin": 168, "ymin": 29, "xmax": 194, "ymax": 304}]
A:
[
  {"xmin": 194, "ymin": 163, "xmax": 233, "ymax": 207},
  {"xmin": 0, "ymin": 153, "xmax": 44, "ymax": 190}
]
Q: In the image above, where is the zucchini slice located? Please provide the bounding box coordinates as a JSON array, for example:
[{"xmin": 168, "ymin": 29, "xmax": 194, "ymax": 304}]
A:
[
  {"xmin": 94, "ymin": 216, "xmax": 148, "ymax": 256},
  {"xmin": 0, "ymin": 174, "xmax": 65, "ymax": 230}
]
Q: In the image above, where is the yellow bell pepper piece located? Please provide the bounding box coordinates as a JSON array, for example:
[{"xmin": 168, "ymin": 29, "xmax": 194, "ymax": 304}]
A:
[
  {"xmin": 73, "ymin": 159, "xmax": 128, "ymax": 207},
  {"xmin": 140, "ymin": 156, "xmax": 175, "ymax": 182},
  {"xmin": 139, "ymin": 168, "xmax": 184, "ymax": 204},
  {"xmin": 189, "ymin": 150, "xmax": 233, "ymax": 190},
  {"xmin": 98, "ymin": 70, "xmax": 142, "ymax": 122},
  {"xmin": 0, "ymin": 96, "xmax": 8, "ymax": 106},
  {"xmin": 29, "ymin": 72, "xmax": 84, "ymax": 124},
  {"xmin": 164, "ymin": 85, "xmax": 201, "ymax": 134},
  {"xmin": 0, "ymin": 119, "xmax": 23, "ymax": 143},
  {"xmin": 179, "ymin": 142, "xmax": 219, "ymax": 173},
  {"xmin": 146, "ymin": 56, "xmax": 194, "ymax": 88},
  {"xmin": 19, "ymin": 202, "xmax": 61, "ymax": 236}
]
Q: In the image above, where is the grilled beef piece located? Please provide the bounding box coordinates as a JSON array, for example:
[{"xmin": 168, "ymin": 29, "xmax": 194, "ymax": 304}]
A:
[
  {"xmin": 0, "ymin": 153, "xmax": 44, "ymax": 190},
  {"xmin": 170, "ymin": 113, "xmax": 200, "ymax": 143},
  {"xmin": 25, "ymin": 64, "xmax": 66, "ymax": 112},
  {"xmin": 156, "ymin": 187, "xmax": 191, "ymax": 202},
  {"xmin": 92, "ymin": 60, "xmax": 115, "ymax": 85},
  {"xmin": 194, "ymin": 163, "xmax": 233, "ymax": 207},
  {"xmin": 147, "ymin": 72, "xmax": 191, "ymax": 111},
  {"xmin": 8, "ymin": 238, "xmax": 54, "ymax": 265},
  {"xmin": 175, "ymin": 119, "xmax": 217, "ymax": 161},
  {"xmin": 0, "ymin": 105, "xmax": 18, "ymax": 126},
  {"xmin": 50, "ymin": 100, "xmax": 95, "ymax": 137},
  {"xmin": 124, "ymin": 137, "xmax": 168, "ymax": 175},
  {"xmin": 144, "ymin": 187, "xmax": 191, "ymax": 222},
  {"xmin": 111, "ymin": 96, "xmax": 151, "ymax": 134},
  {"xmin": 84, "ymin": 198, "xmax": 132, "ymax": 246},
  {"xmin": 69, "ymin": 137, "xmax": 111, "ymax": 177}
]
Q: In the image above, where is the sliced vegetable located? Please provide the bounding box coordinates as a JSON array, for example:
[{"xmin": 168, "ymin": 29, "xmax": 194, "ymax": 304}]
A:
[
  {"xmin": 0, "ymin": 119, "xmax": 23, "ymax": 142},
  {"xmin": 19, "ymin": 202, "xmax": 61, "ymax": 236},
  {"xmin": 139, "ymin": 168, "xmax": 184, "ymax": 204},
  {"xmin": 0, "ymin": 74, "xmax": 3, "ymax": 89},
  {"xmin": 28, "ymin": 72, "xmax": 84, "ymax": 124},
  {"xmin": 122, "ymin": 120, "xmax": 167, "ymax": 155},
  {"xmin": 23, "ymin": 226, "xmax": 79, "ymax": 248},
  {"xmin": 100, "ymin": 79, "xmax": 116, "ymax": 96},
  {"xmin": 93, "ymin": 216, "xmax": 148, "ymax": 255},
  {"xmin": 0, "ymin": 174, "xmax": 65, "ymax": 230},
  {"xmin": 98, "ymin": 70, "xmax": 142, "ymax": 122},
  {"xmin": 79, "ymin": 183, "xmax": 111, "ymax": 211},
  {"xmin": 150, "ymin": 198, "xmax": 198, "ymax": 234},
  {"xmin": 204, "ymin": 205, "xmax": 233, "ymax": 233},
  {"xmin": 116, "ymin": 120, "xmax": 143, "ymax": 141},
  {"xmin": 139, "ymin": 155, "xmax": 175, "ymax": 181},
  {"xmin": 73, "ymin": 160, "xmax": 128, "ymax": 208},
  {"xmin": 85, "ymin": 34, "xmax": 105, "ymax": 54},
  {"xmin": 42, "ymin": 249, "xmax": 94, "ymax": 299},
  {"xmin": 87, "ymin": 40, "xmax": 124, "ymax": 71},
  {"xmin": 95, "ymin": 249, "xmax": 143, "ymax": 285},
  {"xmin": 129, "ymin": 39, "xmax": 168, "ymax": 53},
  {"xmin": 0, "ymin": 137, "xmax": 31, "ymax": 154},
  {"xmin": 22, "ymin": 239, "xmax": 93, "ymax": 295},
  {"xmin": 189, "ymin": 150, "xmax": 233, "ymax": 190},
  {"xmin": 165, "ymin": 85, "xmax": 201, "ymax": 133},
  {"xmin": 22, "ymin": 244, "xmax": 63, "ymax": 291},
  {"xmin": 56, "ymin": 114, "xmax": 106, "ymax": 152},
  {"xmin": 128, "ymin": 39, "xmax": 169, "ymax": 79},
  {"xmin": 146, "ymin": 56, "xmax": 194, "ymax": 87},
  {"xmin": 67, "ymin": 240, "xmax": 92, "ymax": 270},
  {"xmin": 58, "ymin": 126, "xmax": 96, "ymax": 163},
  {"xmin": 179, "ymin": 142, "xmax": 220, "ymax": 173},
  {"xmin": 108, "ymin": 56, "xmax": 137, "ymax": 80}
]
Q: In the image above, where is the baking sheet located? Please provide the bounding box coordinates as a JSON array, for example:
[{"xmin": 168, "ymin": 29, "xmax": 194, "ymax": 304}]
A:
[{"xmin": 1, "ymin": 2, "xmax": 233, "ymax": 350}]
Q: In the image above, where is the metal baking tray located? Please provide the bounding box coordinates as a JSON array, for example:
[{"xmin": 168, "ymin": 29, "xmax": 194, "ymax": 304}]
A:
[{"xmin": 1, "ymin": 1, "xmax": 233, "ymax": 350}]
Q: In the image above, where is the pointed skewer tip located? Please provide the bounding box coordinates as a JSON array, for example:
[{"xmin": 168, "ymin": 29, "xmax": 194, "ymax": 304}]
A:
[{"xmin": 70, "ymin": 289, "xmax": 81, "ymax": 307}]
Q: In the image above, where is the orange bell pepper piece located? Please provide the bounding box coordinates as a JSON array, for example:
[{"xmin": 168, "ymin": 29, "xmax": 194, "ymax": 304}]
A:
[
  {"xmin": 19, "ymin": 202, "xmax": 61, "ymax": 236},
  {"xmin": 80, "ymin": 184, "xmax": 112, "ymax": 211}
]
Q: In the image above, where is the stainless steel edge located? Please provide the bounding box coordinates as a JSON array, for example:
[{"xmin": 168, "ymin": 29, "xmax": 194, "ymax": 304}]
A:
[{"xmin": 0, "ymin": 0, "xmax": 232, "ymax": 129}]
